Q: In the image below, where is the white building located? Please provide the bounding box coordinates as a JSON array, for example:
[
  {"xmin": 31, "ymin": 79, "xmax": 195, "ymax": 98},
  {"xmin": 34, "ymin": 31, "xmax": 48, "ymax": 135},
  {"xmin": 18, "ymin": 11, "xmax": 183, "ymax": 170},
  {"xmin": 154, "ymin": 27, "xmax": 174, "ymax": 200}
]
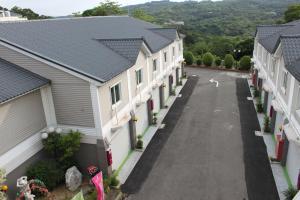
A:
[
  {"xmin": 253, "ymin": 20, "xmax": 300, "ymax": 188},
  {"xmin": 0, "ymin": 10, "xmax": 27, "ymax": 22}
]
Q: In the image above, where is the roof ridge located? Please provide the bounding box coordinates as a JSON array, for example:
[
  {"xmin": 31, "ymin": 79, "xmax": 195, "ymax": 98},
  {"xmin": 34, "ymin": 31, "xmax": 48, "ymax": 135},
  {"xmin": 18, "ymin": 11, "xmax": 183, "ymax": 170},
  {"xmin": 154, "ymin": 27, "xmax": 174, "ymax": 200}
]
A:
[
  {"xmin": 96, "ymin": 37, "xmax": 144, "ymax": 41},
  {"xmin": 281, "ymin": 34, "xmax": 300, "ymax": 39},
  {"xmin": 0, "ymin": 15, "xmax": 130, "ymax": 24}
]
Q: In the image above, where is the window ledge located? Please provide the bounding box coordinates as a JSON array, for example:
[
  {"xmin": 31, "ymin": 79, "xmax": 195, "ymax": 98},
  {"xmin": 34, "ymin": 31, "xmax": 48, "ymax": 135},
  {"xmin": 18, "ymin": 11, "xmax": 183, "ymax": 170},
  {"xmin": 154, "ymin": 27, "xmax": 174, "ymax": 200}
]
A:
[{"xmin": 111, "ymin": 101, "xmax": 122, "ymax": 110}]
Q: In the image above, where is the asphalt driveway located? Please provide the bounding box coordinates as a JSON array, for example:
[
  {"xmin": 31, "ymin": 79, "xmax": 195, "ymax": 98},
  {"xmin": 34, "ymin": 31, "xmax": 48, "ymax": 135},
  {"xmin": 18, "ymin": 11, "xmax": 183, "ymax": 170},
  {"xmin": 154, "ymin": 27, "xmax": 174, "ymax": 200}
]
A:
[{"xmin": 121, "ymin": 67, "xmax": 279, "ymax": 200}]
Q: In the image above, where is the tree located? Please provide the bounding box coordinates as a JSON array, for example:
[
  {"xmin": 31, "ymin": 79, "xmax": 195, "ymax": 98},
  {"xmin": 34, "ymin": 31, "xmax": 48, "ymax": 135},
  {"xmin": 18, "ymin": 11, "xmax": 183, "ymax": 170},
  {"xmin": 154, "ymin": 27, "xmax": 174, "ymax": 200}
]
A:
[
  {"xmin": 215, "ymin": 57, "xmax": 222, "ymax": 66},
  {"xmin": 196, "ymin": 57, "xmax": 202, "ymax": 65},
  {"xmin": 184, "ymin": 51, "xmax": 194, "ymax": 65},
  {"xmin": 131, "ymin": 9, "xmax": 155, "ymax": 23},
  {"xmin": 224, "ymin": 54, "xmax": 235, "ymax": 69},
  {"xmin": 11, "ymin": 6, "xmax": 51, "ymax": 20},
  {"xmin": 202, "ymin": 52, "xmax": 214, "ymax": 67},
  {"xmin": 235, "ymin": 38, "xmax": 254, "ymax": 59},
  {"xmin": 284, "ymin": 4, "xmax": 300, "ymax": 23},
  {"xmin": 239, "ymin": 56, "xmax": 251, "ymax": 70},
  {"xmin": 82, "ymin": 0, "xmax": 125, "ymax": 17}
]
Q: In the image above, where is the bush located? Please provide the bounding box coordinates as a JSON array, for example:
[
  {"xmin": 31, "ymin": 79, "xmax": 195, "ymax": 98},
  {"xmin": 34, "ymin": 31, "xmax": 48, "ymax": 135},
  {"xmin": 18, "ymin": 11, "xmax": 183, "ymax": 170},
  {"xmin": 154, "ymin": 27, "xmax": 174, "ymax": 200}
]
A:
[
  {"xmin": 43, "ymin": 130, "xmax": 81, "ymax": 170},
  {"xmin": 256, "ymin": 98, "xmax": 264, "ymax": 113},
  {"xmin": 239, "ymin": 56, "xmax": 251, "ymax": 70},
  {"xmin": 184, "ymin": 51, "xmax": 194, "ymax": 65},
  {"xmin": 253, "ymin": 88, "xmax": 260, "ymax": 98},
  {"xmin": 224, "ymin": 54, "xmax": 235, "ymax": 69},
  {"xmin": 26, "ymin": 160, "xmax": 64, "ymax": 190},
  {"xmin": 136, "ymin": 135, "xmax": 143, "ymax": 149},
  {"xmin": 109, "ymin": 174, "xmax": 120, "ymax": 187},
  {"xmin": 196, "ymin": 57, "xmax": 202, "ymax": 65},
  {"xmin": 215, "ymin": 57, "xmax": 222, "ymax": 66},
  {"xmin": 283, "ymin": 187, "xmax": 298, "ymax": 200},
  {"xmin": 264, "ymin": 115, "xmax": 271, "ymax": 133},
  {"xmin": 202, "ymin": 52, "xmax": 214, "ymax": 66}
]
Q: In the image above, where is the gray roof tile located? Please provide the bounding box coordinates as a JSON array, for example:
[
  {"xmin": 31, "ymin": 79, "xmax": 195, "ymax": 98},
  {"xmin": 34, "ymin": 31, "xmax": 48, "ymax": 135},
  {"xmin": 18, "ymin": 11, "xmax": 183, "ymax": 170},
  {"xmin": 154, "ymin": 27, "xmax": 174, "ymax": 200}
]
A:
[
  {"xmin": 0, "ymin": 58, "xmax": 49, "ymax": 103},
  {"xmin": 0, "ymin": 16, "xmax": 178, "ymax": 82}
]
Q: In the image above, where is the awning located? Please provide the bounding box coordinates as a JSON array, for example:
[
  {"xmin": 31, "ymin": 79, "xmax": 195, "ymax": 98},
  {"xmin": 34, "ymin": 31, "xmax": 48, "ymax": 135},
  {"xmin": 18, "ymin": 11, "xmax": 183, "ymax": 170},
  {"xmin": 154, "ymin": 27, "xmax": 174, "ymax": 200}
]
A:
[
  {"xmin": 283, "ymin": 124, "xmax": 300, "ymax": 145},
  {"xmin": 271, "ymin": 99, "xmax": 283, "ymax": 113},
  {"xmin": 263, "ymin": 82, "xmax": 272, "ymax": 92}
]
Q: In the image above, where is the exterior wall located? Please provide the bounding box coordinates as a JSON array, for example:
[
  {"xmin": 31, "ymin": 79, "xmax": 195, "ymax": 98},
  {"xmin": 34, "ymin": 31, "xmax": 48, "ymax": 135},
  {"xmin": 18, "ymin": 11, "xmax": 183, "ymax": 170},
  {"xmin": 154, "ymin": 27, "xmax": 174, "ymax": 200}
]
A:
[
  {"xmin": 149, "ymin": 51, "xmax": 161, "ymax": 82},
  {"xmin": 277, "ymin": 61, "xmax": 291, "ymax": 106},
  {"xmin": 0, "ymin": 90, "xmax": 46, "ymax": 155},
  {"xmin": 98, "ymin": 71, "xmax": 130, "ymax": 125},
  {"xmin": 0, "ymin": 44, "xmax": 95, "ymax": 127},
  {"xmin": 129, "ymin": 51, "xmax": 148, "ymax": 98},
  {"xmin": 286, "ymin": 142, "xmax": 300, "ymax": 186}
]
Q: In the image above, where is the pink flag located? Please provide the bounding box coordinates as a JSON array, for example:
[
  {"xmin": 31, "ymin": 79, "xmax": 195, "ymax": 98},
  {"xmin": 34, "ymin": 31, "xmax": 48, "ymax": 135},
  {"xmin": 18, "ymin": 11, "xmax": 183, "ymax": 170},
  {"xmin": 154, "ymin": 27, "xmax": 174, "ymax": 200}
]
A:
[{"xmin": 92, "ymin": 172, "xmax": 105, "ymax": 200}]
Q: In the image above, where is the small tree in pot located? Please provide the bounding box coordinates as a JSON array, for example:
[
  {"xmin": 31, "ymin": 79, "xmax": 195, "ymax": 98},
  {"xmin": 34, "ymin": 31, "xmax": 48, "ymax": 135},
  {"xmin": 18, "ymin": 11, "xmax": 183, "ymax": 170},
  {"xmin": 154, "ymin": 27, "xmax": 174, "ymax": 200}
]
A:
[
  {"xmin": 264, "ymin": 115, "xmax": 271, "ymax": 133},
  {"xmin": 136, "ymin": 135, "xmax": 143, "ymax": 149}
]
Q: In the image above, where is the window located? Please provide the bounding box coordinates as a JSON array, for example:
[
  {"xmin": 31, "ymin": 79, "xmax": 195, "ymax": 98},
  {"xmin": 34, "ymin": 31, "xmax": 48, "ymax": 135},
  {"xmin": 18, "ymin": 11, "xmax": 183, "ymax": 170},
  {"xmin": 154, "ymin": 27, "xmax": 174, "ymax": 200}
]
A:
[
  {"xmin": 136, "ymin": 69, "xmax": 143, "ymax": 85},
  {"xmin": 282, "ymin": 71, "xmax": 288, "ymax": 90},
  {"xmin": 178, "ymin": 43, "xmax": 181, "ymax": 52},
  {"xmin": 164, "ymin": 52, "xmax": 167, "ymax": 63},
  {"xmin": 153, "ymin": 59, "xmax": 157, "ymax": 72},
  {"xmin": 271, "ymin": 58, "xmax": 276, "ymax": 76},
  {"xmin": 110, "ymin": 83, "xmax": 121, "ymax": 105},
  {"xmin": 172, "ymin": 47, "xmax": 175, "ymax": 58}
]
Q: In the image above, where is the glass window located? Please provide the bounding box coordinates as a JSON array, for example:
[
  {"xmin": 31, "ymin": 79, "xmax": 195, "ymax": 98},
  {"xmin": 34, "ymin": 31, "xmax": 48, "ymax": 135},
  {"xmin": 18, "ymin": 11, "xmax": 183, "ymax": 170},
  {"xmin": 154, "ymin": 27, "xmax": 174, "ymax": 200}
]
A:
[
  {"xmin": 178, "ymin": 43, "xmax": 181, "ymax": 52},
  {"xmin": 164, "ymin": 52, "xmax": 167, "ymax": 63},
  {"xmin": 282, "ymin": 71, "xmax": 288, "ymax": 90},
  {"xmin": 136, "ymin": 69, "xmax": 143, "ymax": 85},
  {"xmin": 110, "ymin": 83, "xmax": 121, "ymax": 105},
  {"xmin": 172, "ymin": 47, "xmax": 175, "ymax": 58},
  {"xmin": 153, "ymin": 59, "xmax": 157, "ymax": 72}
]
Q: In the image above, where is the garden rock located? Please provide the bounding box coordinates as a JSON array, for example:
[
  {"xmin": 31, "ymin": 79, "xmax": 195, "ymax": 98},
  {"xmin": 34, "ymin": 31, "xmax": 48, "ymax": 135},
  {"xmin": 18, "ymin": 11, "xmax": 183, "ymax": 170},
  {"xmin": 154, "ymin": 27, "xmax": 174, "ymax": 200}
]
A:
[{"xmin": 65, "ymin": 166, "xmax": 82, "ymax": 191}]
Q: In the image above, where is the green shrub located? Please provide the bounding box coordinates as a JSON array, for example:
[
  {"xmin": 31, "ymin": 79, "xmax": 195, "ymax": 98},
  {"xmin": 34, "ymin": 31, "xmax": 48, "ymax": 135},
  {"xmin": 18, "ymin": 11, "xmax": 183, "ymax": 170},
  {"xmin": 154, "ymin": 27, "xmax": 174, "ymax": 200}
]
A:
[
  {"xmin": 109, "ymin": 175, "xmax": 120, "ymax": 187},
  {"xmin": 136, "ymin": 136, "xmax": 143, "ymax": 149},
  {"xmin": 256, "ymin": 98, "xmax": 264, "ymax": 113},
  {"xmin": 264, "ymin": 115, "xmax": 271, "ymax": 133},
  {"xmin": 202, "ymin": 52, "xmax": 214, "ymax": 66},
  {"xmin": 239, "ymin": 56, "xmax": 251, "ymax": 70},
  {"xmin": 283, "ymin": 187, "xmax": 298, "ymax": 200},
  {"xmin": 215, "ymin": 57, "xmax": 222, "ymax": 66},
  {"xmin": 42, "ymin": 130, "xmax": 81, "ymax": 170},
  {"xmin": 253, "ymin": 88, "xmax": 260, "ymax": 98},
  {"xmin": 224, "ymin": 54, "xmax": 235, "ymax": 69},
  {"xmin": 196, "ymin": 57, "xmax": 202, "ymax": 65},
  {"xmin": 184, "ymin": 51, "xmax": 194, "ymax": 65},
  {"xmin": 26, "ymin": 160, "xmax": 64, "ymax": 190}
]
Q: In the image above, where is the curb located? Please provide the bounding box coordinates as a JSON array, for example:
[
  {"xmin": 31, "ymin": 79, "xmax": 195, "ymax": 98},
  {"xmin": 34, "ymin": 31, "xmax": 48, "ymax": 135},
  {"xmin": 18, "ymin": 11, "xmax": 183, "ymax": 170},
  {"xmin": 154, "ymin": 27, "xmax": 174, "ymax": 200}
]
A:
[{"xmin": 187, "ymin": 64, "xmax": 249, "ymax": 73}]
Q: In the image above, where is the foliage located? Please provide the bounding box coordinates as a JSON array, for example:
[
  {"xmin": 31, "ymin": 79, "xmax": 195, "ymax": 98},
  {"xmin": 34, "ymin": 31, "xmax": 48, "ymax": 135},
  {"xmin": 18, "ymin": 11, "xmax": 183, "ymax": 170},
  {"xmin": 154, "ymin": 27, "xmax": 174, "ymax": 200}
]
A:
[
  {"xmin": 109, "ymin": 174, "xmax": 120, "ymax": 187},
  {"xmin": 196, "ymin": 57, "xmax": 202, "ymax": 66},
  {"xmin": 82, "ymin": 0, "xmax": 126, "ymax": 17},
  {"xmin": 264, "ymin": 115, "xmax": 271, "ymax": 133},
  {"xmin": 11, "ymin": 6, "xmax": 51, "ymax": 20},
  {"xmin": 184, "ymin": 51, "xmax": 194, "ymax": 65},
  {"xmin": 215, "ymin": 57, "xmax": 222, "ymax": 66},
  {"xmin": 283, "ymin": 187, "xmax": 299, "ymax": 200},
  {"xmin": 136, "ymin": 135, "xmax": 143, "ymax": 149},
  {"xmin": 284, "ymin": 4, "xmax": 300, "ymax": 23},
  {"xmin": 0, "ymin": 168, "xmax": 6, "ymax": 200},
  {"xmin": 253, "ymin": 88, "xmax": 260, "ymax": 98},
  {"xmin": 224, "ymin": 54, "xmax": 235, "ymax": 69},
  {"xmin": 131, "ymin": 9, "xmax": 156, "ymax": 23},
  {"xmin": 256, "ymin": 98, "xmax": 264, "ymax": 113},
  {"xmin": 26, "ymin": 160, "xmax": 64, "ymax": 190},
  {"xmin": 202, "ymin": 52, "xmax": 214, "ymax": 67},
  {"xmin": 42, "ymin": 130, "xmax": 81, "ymax": 170},
  {"xmin": 239, "ymin": 56, "xmax": 251, "ymax": 70}
]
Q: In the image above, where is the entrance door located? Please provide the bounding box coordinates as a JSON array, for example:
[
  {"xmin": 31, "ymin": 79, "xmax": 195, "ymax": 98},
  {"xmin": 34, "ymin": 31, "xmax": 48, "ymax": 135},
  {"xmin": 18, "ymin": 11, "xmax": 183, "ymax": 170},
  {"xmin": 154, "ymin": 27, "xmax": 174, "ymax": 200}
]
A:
[
  {"xmin": 270, "ymin": 109, "xmax": 277, "ymax": 134},
  {"xmin": 281, "ymin": 131, "xmax": 289, "ymax": 166},
  {"xmin": 169, "ymin": 75, "xmax": 173, "ymax": 96},
  {"xmin": 147, "ymin": 99, "xmax": 153, "ymax": 125},
  {"xmin": 176, "ymin": 68, "xmax": 180, "ymax": 85},
  {"xmin": 159, "ymin": 85, "xmax": 165, "ymax": 109},
  {"xmin": 263, "ymin": 91, "xmax": 268, "ymax": 113}
]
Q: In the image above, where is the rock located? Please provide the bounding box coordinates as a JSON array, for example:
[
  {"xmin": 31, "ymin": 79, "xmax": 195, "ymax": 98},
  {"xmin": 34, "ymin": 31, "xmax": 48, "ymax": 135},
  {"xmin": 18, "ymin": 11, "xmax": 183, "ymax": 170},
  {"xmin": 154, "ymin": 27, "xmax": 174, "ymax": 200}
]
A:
[{"xmin": 65, "ymin": 166, "xmax": 82, "ymax": 191}]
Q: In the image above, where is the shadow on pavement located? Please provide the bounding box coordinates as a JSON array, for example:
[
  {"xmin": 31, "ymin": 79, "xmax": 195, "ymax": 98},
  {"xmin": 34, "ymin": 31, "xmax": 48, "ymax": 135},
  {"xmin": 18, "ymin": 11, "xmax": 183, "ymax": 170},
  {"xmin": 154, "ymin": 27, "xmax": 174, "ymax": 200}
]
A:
[
  {"xmin": 236, "ymin": 78, "xmax": 279, "ymax": 200},
  {"xmin": 121, "ymin": 76, "xmax": 199, "ymax": 194}
]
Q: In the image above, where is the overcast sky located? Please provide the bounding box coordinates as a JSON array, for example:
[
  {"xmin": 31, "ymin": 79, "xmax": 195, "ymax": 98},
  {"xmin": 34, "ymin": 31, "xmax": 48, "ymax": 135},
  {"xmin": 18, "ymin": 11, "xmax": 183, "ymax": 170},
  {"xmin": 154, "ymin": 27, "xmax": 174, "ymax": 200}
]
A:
[{"xmin": 0, "ymin": 0, "xmax": 206, "ymax": 17}]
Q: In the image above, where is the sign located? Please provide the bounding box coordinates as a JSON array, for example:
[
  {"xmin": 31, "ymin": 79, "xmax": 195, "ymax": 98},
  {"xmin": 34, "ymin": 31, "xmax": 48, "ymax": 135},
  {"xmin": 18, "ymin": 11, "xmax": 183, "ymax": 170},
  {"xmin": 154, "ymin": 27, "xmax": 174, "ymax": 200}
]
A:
[{"xmin": 91, "ymin": 172, "xmax": 105, "ymax": 200}]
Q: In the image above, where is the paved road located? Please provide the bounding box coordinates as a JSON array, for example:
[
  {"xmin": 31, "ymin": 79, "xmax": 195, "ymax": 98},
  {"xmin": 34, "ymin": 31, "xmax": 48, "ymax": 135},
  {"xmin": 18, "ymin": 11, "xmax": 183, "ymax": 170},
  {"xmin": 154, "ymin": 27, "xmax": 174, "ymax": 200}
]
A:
[{"xmin": 122, "ymin": 67, "xmax": 279, "ymax": 200}]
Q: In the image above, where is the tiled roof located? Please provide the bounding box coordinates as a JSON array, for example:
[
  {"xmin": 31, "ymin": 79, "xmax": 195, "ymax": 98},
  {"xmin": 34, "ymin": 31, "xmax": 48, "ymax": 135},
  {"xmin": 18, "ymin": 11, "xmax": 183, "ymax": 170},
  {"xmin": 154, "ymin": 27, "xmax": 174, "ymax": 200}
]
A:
[
  {"xmin": 0, "ymin": 58, "xmax": 49, "ymax": 103},
  {"xmin": 0, "ymin": 16, "xmax": 179, "ymax": 82}
]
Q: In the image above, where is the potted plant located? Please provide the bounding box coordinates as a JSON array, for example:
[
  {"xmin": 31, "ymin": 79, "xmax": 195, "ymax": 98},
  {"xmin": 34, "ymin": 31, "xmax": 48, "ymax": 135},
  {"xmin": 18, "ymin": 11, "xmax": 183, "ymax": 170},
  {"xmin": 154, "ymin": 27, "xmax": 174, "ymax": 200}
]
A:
[
  {"xmin": 283, "ymin": 187, "xmax": 298, "ymax": 200},
  {"xmin": 256, "ymin": 98, "xmax": 263, "ymax": 113},
  {"xmin": 136, "ymin": 135, "xmax": 143, "ymax": 150},
  {"xmin": 153, "ymin": 113, "xmax": 158, "ymax": 125},
  {"xmin": 264, "ymin": 115, "xmax": 271, "ymax": 133}
]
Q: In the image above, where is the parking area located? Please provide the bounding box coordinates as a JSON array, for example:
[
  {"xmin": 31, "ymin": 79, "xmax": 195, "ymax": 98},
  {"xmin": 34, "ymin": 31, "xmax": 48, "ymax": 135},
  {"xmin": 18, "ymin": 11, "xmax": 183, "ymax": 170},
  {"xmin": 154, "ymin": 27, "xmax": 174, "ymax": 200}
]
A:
[{"xmin": 121, "ymin": 67, "xmax": 279, "ymax": 200}]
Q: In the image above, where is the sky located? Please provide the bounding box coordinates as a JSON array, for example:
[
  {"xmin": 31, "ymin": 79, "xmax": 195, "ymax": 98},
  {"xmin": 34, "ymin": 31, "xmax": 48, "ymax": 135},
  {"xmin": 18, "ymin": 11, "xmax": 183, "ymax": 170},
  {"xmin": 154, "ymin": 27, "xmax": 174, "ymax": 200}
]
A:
[{"xmin": 0, "ymin": 0, "xmax": 203, "ymax": 17}]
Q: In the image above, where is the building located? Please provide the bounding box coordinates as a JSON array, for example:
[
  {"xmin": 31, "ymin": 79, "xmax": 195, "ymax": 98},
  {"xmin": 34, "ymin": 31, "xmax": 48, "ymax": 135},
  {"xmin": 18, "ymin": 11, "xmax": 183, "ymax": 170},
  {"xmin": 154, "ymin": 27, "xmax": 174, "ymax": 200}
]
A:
[
  {"xmin": 0, "ymin": 10, "xmax": 27, "ymax": 22},
  {"xmin": 253, "ymin": 20, "xmax": 300, "ymax": 188},
  {"xmin": 0, "ymin": 16, "xmax": 184, "ymax": 197}
]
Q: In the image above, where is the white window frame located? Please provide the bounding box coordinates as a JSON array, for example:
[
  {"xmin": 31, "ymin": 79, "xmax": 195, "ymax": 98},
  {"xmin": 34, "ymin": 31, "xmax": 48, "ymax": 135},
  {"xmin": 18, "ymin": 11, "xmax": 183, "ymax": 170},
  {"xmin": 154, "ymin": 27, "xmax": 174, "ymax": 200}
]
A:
[
  {"xmin": 164, "ymin": 51, "xmax": 168, "ymax": 63},
  {"xmin": 153, "ymin": 59, "xmax": 158, "ymax": 72},
  {"xmin": 281, "ymin": 70, "xmax": 288, "ymax": 94},
  {"xmin": 271, "ymin": 57, "xmax": 276, "ymax": 77},
  {"xmin": 172, "ymin": 46, "xmax": 175, "ymax": 60},
  {"xmin": 110, "ymin": 82, "xmax": 122, "ymax": 107},
  {"xmin": 136, "ymin": 68, "xmax": 143, "ymax": 87},
  {"xmin": 178, "ymin": 43, "xmax": 181, "ymax": 52}
]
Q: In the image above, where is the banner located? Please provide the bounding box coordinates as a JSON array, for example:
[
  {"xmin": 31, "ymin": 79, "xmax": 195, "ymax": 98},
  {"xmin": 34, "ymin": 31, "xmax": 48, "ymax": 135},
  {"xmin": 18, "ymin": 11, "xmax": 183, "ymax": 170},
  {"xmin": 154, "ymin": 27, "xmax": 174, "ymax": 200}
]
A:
[{"xmin": 91, "ymin": 172, "xmax": 105, "ymax": 200}]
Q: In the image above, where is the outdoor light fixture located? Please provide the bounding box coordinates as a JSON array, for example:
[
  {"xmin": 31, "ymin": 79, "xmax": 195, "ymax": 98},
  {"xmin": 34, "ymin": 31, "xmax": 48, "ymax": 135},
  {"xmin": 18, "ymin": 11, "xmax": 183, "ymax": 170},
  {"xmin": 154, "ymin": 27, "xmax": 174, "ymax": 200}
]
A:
[
  {"xmin": 41, "ymin": 132, "xmax": 48, "ymax": 139},
  {"xmin": 48, "ymin": 126, "xmax": 55, "ymax": 133},
  {"xmin": 56, "ymin": 127, "xmax": 62, "ymax": 133}
]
